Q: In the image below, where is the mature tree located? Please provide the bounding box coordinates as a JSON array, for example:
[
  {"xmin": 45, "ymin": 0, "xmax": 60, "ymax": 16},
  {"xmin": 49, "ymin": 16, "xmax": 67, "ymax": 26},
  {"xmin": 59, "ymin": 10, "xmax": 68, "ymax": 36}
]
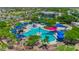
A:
[
  {"xmin": 0, "ymin": 21, "xmax": 7, "ymax": 28},
  {"xmin": 65, "ymin": 27, "xmax": 79, "ymax": 41},
  {"xmin": 56, "ymin": 15, "xmax": 77, "ymax": 24},
  {"xmin": 27, "ymin": 35, "xmax": 40, "ymax": 46}
]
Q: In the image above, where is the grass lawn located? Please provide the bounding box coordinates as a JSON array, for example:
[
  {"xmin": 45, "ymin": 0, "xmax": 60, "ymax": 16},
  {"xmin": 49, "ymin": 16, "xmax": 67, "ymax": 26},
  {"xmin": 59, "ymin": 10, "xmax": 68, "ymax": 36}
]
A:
[{"xmin": 57, "ymin": 45, "xmax": 75, "ymax": 51}]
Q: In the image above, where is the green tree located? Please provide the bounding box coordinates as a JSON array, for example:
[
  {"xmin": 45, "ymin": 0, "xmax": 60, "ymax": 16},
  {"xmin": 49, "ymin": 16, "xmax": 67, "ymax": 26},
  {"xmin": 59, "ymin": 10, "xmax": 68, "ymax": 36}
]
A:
[
  {"xmin": 0, "ymin": 21, "xmax": 7, "ymax": 28},
  {"xmin": 65, "ymin": 27, "xmax": 79, "ymax": 41},
  {"xmin": 56, "ymin": 15, "xmax": 77, "ymax": 24},
  {"xmin": 27, "ymin": 35, "xmax": 40, "ymax": 46}
]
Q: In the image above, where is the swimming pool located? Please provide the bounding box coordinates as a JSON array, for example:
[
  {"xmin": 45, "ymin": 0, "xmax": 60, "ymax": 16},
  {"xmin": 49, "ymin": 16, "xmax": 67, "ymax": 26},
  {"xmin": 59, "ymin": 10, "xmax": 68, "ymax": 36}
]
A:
[{"xmin": 23, "ymin": 27, "xmax": 56, "ymax": 42}]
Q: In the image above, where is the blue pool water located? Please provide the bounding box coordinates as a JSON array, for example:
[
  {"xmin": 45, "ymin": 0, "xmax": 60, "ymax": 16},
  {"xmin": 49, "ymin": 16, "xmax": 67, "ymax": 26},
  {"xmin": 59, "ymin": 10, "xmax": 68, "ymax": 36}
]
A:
[{"xmin": 23, "ymin": 27, "xmax": 56, "ymax": 42}]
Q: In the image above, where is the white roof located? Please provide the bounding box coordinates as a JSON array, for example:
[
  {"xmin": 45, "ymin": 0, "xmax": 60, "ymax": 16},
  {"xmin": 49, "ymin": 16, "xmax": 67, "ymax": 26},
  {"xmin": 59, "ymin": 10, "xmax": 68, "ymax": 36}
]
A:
[
  {"xmin": 72, "ymin": 22, "xmax": 79, "ymax": 25},
  {"xmin": 41, "ymin": 11, "xmax": 59, "ymax": 14}
]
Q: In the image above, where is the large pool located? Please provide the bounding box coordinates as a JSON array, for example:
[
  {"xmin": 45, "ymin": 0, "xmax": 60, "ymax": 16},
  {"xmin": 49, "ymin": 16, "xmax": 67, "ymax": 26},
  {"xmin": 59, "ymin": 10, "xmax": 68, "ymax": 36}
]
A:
[{"xmin": 23, "ymin": 27, "xmax": 56, "ymax": 42}]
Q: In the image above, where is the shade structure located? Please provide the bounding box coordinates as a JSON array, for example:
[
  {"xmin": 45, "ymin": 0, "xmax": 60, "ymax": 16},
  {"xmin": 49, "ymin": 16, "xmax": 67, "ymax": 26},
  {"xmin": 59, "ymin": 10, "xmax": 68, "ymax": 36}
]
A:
[{"xmin": 44, "ymin": 26, "xmax": 57, "ymax": 31}]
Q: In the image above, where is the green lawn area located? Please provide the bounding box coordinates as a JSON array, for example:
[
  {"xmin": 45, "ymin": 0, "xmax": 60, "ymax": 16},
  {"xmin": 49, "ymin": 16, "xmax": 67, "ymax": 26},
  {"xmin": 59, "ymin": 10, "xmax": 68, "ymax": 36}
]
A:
[{"xmin": 56, "ymin": 45, "xmax": 75, "ymax": 51}]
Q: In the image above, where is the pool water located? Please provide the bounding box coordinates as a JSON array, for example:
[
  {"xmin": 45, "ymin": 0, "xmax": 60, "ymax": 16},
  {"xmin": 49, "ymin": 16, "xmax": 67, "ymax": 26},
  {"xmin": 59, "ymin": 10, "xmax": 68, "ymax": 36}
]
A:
[{"xmin": 23, "ymin": 27, "xmax": 56, "ymax": 42}]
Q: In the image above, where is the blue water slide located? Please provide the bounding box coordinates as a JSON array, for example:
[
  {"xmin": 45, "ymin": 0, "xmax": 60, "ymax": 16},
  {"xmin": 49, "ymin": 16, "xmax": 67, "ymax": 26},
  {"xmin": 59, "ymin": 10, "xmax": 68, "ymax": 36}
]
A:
[
  {"xmin": 56, "ymin": 23, "xmax": 66, "ymax": 28},
  {"xmin": 57, "ymin": 30, "xmax": 64, "ymax": 35},
  {"xmin": 57, "ymin": 31, "xmax": 64, "ymax": 41}
]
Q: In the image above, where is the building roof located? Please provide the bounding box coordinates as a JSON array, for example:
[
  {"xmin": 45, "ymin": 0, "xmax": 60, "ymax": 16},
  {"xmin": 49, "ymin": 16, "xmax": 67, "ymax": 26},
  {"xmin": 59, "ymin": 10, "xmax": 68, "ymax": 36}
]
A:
[{"xmin": 41, "ymin": 11, "xmax": 59, "ymax": 15}]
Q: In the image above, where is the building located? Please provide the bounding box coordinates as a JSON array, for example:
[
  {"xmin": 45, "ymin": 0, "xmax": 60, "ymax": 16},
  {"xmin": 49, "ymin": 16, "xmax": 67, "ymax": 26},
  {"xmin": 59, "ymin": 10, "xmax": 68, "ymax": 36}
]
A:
[
  {"xmin": 71, "ymin": 22, "xmax": 79, "ymax": 27},
  {"xmin": 39, "ymin": 11, "xmax": 62, "ymax": 19}
]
